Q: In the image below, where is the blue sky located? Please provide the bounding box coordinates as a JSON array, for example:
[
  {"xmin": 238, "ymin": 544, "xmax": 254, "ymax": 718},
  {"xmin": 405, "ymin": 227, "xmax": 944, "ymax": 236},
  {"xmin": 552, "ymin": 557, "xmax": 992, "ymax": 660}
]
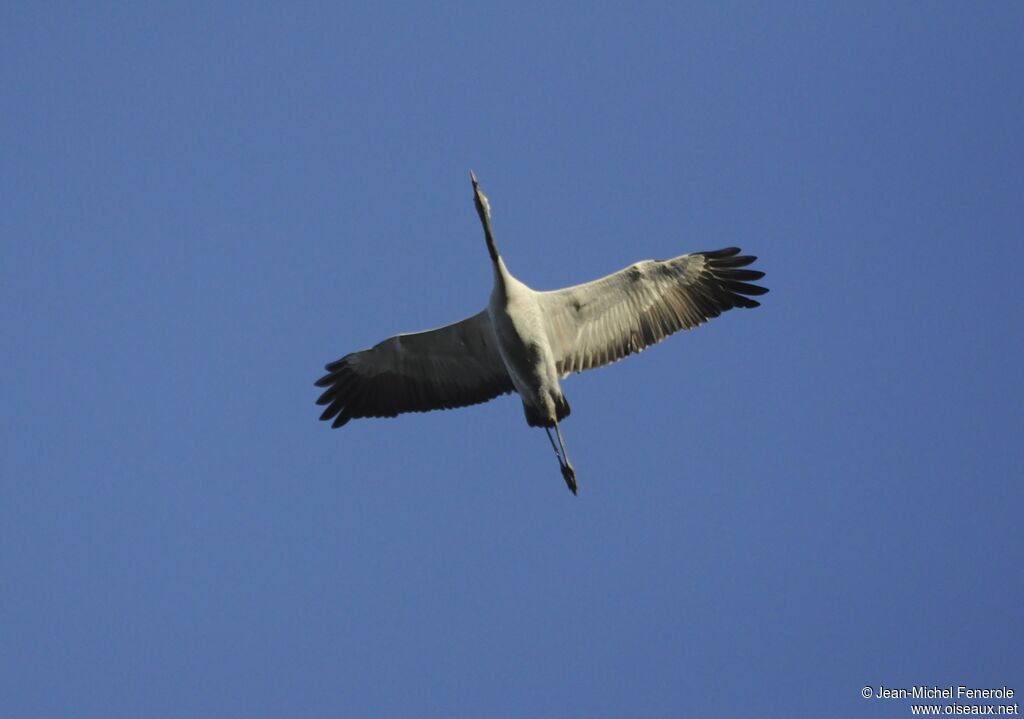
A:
[{"xmin": 2, "ymin": 3, "xmax": 1022, "ymax": 717}]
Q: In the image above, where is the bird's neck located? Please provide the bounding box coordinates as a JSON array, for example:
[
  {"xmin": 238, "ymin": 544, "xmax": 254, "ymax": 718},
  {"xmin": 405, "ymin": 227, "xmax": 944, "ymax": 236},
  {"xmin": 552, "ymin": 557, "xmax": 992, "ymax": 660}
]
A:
[
  {"xmin": 491, "ymin": 255, "xmax": 512, "ymax": 293},
  {"xmin": 482, "ymin": 214, "xmax": 511, "ymax": 290},
  {"xmin": 482, "ymin": 218, "xmax": 499, "ymax": 265}
]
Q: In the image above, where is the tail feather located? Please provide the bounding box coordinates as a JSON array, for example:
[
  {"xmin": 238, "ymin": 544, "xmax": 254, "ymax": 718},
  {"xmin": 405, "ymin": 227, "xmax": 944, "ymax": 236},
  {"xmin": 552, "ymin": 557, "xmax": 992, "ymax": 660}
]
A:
[{"xmin": 522, "ymin": 394, "xmax": 571, "ymax": 428}]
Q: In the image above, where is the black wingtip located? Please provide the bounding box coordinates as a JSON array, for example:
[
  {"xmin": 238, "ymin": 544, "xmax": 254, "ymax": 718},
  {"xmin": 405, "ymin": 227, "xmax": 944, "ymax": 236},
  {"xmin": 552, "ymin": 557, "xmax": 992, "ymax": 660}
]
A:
[
  {"xmin": 698, "ymin": 246, "xmax": 741, "ymax": 259},
  {"xmin": 724, "ymin": 280, "xmax": 770, "ymax": 296},
  {"xmin": 719, "ymin": 268, "xmax": 765, "ymax": 281},
  {"xmin": 696, "ymin": 246, "xmax": 769, "ymax": 307}
]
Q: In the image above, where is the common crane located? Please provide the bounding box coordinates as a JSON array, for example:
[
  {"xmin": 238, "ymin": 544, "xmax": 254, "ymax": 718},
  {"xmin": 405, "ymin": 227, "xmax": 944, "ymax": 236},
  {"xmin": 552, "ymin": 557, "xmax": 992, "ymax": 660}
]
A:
[{"xmin": 315, "ymin": 172, "xmax": 767, "ymax": 494}]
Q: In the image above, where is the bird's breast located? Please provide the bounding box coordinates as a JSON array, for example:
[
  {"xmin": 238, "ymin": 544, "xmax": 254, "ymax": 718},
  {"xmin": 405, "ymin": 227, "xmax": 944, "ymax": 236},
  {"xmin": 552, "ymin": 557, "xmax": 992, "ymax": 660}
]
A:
[{"xmin": 488, "ymin": 293, "xmax": 559, "ymax": 400}]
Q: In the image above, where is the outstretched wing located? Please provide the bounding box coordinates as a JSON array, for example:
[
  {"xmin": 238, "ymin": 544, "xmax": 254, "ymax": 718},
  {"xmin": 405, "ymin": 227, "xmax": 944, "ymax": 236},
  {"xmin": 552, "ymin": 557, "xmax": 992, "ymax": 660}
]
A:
[
  {"xmin": 315, "ymin": 310, "xmax": 514, "ymax": 428},
  {"xmin": 536, "ymin": 247, "xmax": 767, "ymax": 376}
]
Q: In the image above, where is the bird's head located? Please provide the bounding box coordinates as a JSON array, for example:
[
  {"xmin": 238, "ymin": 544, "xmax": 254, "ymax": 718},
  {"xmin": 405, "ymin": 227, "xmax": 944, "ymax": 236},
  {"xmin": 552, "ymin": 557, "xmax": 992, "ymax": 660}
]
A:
[
  {"xmin": 470, "ymin": 170, "xmax": 499, "ymax": 263},
  {"xmin": 470, "ymin": 170, "xmax": 491, "ymax": 223}
]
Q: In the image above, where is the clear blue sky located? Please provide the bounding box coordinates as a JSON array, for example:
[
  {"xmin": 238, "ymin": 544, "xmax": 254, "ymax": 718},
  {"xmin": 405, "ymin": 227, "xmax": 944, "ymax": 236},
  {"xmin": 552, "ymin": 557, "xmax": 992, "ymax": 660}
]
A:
[{"xmin": 3, "ymin": 3, "xmax": 1021, "ymax": 717}]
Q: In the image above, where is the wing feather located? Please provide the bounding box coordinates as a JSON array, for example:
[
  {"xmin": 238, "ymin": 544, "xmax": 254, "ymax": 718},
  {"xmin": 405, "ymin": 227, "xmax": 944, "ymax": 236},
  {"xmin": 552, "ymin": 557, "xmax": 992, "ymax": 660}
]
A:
[
  {"xmin": 315, "ymin": 310, "xmax": 514, "ymax": 427},
  {"xmin": 537, "ymin": 247, "xmax": 767, "ymax": 376}
]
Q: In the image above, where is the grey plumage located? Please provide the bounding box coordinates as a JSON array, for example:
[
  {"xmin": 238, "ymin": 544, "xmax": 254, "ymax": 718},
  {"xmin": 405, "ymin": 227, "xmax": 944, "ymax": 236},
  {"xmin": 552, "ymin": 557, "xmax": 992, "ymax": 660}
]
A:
[
  {"xmin": 539, "ymin": 247, "xmax": 766, "ymax": 376},
  {"xmin": 316, "ymin": 311, "xmax": 513, "ymax": 427},
  {"xmin": 316, "ymin": 172, "xmax": 767, "ymax": 494}
]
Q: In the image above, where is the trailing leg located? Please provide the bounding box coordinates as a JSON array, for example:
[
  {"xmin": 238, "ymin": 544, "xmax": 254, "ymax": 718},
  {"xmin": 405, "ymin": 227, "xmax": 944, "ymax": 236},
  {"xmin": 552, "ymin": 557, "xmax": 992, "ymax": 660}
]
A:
[
  {"xmin": 554, "ymin": 420, "xmax": 577, "ymax": 495},
  {"xmin": 544, "ymin": 425, "xmax": 577, "ymax": 495}
]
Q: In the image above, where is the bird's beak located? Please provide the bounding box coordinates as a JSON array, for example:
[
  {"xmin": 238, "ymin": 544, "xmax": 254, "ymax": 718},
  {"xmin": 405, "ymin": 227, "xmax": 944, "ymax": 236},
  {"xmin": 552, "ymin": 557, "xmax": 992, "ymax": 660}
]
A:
[{"xmin": 471, "ymin": 171, "xmax": 491, "ymax": 221}]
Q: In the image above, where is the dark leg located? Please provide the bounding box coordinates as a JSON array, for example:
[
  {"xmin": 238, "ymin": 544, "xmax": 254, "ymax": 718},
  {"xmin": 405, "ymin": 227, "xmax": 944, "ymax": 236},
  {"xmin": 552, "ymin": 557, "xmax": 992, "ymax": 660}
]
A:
[
  {"xmin": 544, "ymin": 425, "xmax": 577, "ymax": 495},
  {"xmin": 554, "ymin": 420, "xmax": 577, "ymax": 495}
]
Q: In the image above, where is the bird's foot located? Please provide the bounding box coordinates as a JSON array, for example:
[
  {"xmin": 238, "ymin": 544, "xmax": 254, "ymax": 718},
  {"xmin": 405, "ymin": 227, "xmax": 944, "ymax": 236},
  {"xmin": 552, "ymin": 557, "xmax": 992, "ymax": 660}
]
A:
[{"xmin": 561, "ymin": 463, "xmax": 578, "ymax": 495}]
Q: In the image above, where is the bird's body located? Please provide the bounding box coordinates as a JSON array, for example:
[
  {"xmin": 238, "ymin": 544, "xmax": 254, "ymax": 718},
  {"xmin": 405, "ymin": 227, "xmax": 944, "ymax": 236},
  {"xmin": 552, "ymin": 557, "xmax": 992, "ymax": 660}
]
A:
[
  {"xmin": 488, "ymin": 259, "xmax": 569, "ymax": 429},
  {"xmin": 316, "ymin": 172, "xmax": 768, "ymax": 494}
]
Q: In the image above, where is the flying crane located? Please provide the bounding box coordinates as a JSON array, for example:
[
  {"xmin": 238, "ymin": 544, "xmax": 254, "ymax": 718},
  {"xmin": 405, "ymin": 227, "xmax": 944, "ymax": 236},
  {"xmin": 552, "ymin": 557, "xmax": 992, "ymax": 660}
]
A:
[{"xmin": 316, "ymin": 172, "xmax": 768, "ymax": 494}]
